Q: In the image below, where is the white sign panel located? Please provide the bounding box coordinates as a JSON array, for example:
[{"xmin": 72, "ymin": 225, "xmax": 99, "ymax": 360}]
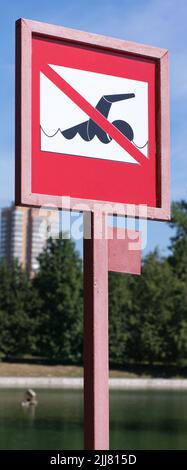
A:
[{"xmin": 40, "ymin": 65, "xmax": 148, "ymax": 165}]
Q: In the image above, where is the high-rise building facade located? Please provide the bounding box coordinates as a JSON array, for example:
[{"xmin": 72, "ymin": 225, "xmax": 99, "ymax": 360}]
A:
[{"xmin": 0, "ymin": 204, "xmax": 59, "ymax": 275}]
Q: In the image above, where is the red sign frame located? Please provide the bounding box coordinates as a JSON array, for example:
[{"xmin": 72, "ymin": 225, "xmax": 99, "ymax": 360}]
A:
[{"xmin": 15, "ymin": 18, "xmax": 170, "ymax": 220}]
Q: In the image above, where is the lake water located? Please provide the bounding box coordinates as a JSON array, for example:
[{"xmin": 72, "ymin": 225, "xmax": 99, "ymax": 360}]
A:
[{"xmin": 0, "ymin": 389, "xmax": 187, "ymax": 449}]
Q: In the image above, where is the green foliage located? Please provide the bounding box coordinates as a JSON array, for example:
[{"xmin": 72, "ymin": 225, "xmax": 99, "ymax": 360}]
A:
[
  {"xmin": 108, "ymin": 199, "xmax": 187, "ymax": 366},
  {"xmin": 0, "ymin": 199, "xmax": 187, "ymax": 367},
  {"xmin": 129, "ymin": 253, "xmax": 187, "ymax": 363},
  {"xmin": 33, "ymin": 237, "xmax": 83, "ymax": 362},
  {"xmin": 0, "ymin": 260, "xmax": 39, "ymax": 357},
  {"xmin": 168, "ymin": 201, "xmax": 187, "ymax": 281},
  {"xmin": 170, "ymin": 200, "xmax": 187, "ymax": 241},
  {"xmin": 109, "ymin": 272, "xmax": 132, "ymax": 365}
]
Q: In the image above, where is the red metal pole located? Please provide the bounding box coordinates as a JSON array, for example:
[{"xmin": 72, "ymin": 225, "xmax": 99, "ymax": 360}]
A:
[{"xmin": 83, "ymin": 211, "xmax": 109, "ymax": 450}]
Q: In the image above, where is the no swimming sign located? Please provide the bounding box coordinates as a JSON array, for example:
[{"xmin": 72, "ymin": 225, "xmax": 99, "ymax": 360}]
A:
[{"xmin": 15, "ymin": 19, "xmax": 170, "ymax": 220}]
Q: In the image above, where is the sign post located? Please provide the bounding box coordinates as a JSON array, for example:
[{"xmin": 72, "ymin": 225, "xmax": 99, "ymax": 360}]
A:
[
  {"xmin": 15, "ymin": 18, "xmax": 170, "ymax": 450},
  {"xmin": 84, "ymin": 212, "xmax": 109, "ymax": 450},
  {"xmin": 83, "ymin": 212, "xmax": 141, "ymax": 449}
]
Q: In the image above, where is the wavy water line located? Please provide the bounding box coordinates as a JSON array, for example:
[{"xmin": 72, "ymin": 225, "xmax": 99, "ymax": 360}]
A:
[{"xmin": 40, "ymin": 125, "xmax": 148, "ymax": 149}]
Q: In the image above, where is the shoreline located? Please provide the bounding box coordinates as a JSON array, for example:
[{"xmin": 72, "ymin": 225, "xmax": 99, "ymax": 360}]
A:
[{"xmin": 1, "ymin": 377, "xmax": 187, "ymax": 389}]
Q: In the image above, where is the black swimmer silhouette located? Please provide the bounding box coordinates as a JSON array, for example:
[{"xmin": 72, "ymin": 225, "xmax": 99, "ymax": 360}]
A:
[{"xmin": 61, "ymin": 93, "xmax": 135, "ymax": 144}]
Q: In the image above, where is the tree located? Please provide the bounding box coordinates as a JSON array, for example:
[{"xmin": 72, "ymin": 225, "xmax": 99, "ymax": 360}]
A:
[
  {"xmin": 109, "ymin": 248, "xmax": 187, "ymax": 366},
  {"xmin": 127, "ymin": 251, "xmax": 186, "ymax": 363},
  {"xmin": 167, "ymin": 200, "xmax": 187, "ymax": 361},
  {"xmin": 0, "ymin": 260, "xmax": 38, "ymax": 357},
  {"xmin": 168, "ymin": 200, "xmax": 187, "ymax": 280},
  {"xmin": 33, "ymin": 236, "xmax": 83, "ymax": 362},
  {"xmin": 0, "ymin": 199, "xmax": 186, "ymax": 368},
  {"xmin": 109, "ymin": 272, "xmax": 133, "ymax": 366},
  {"xmin": 170, "ymin": 200, "xmax": 187, "ymax": 242}
]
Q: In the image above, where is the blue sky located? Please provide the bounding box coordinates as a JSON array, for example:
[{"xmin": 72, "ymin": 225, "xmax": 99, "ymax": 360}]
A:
[{"xmin": 0, "ymin": 0, "xmax": 187, "ymax": 255}]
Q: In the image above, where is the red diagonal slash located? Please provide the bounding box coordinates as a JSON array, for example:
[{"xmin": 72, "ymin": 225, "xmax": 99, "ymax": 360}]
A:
[{"xmin": 41, "ymin": 64, "xmax": 148, "ymax": 165}]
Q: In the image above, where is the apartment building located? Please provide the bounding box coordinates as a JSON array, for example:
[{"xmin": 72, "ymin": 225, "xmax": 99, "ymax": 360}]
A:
[{"xmin": 0, "ymin": 204, "xmax": 59, "ymax": 275}]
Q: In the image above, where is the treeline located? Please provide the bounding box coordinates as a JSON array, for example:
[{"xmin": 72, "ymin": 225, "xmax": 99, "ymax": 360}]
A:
[{"xmin": 0, "ymin": 200, "xmax": 187, "ymax": 366}]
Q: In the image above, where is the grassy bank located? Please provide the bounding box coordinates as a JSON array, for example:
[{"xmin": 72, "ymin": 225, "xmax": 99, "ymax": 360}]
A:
[
  {"xmin": 0, "ymin": 362, "xmax": 187, "ymax": 378},
  {"xmin": 0, "ymin": 363, "xmax": 137, "ymax": 378}
]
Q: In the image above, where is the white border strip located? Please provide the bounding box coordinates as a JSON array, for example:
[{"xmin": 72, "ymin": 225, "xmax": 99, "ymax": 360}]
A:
[{"xmin": 1, "ymin": 377, "xmax": 187, "ymax": 390}]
